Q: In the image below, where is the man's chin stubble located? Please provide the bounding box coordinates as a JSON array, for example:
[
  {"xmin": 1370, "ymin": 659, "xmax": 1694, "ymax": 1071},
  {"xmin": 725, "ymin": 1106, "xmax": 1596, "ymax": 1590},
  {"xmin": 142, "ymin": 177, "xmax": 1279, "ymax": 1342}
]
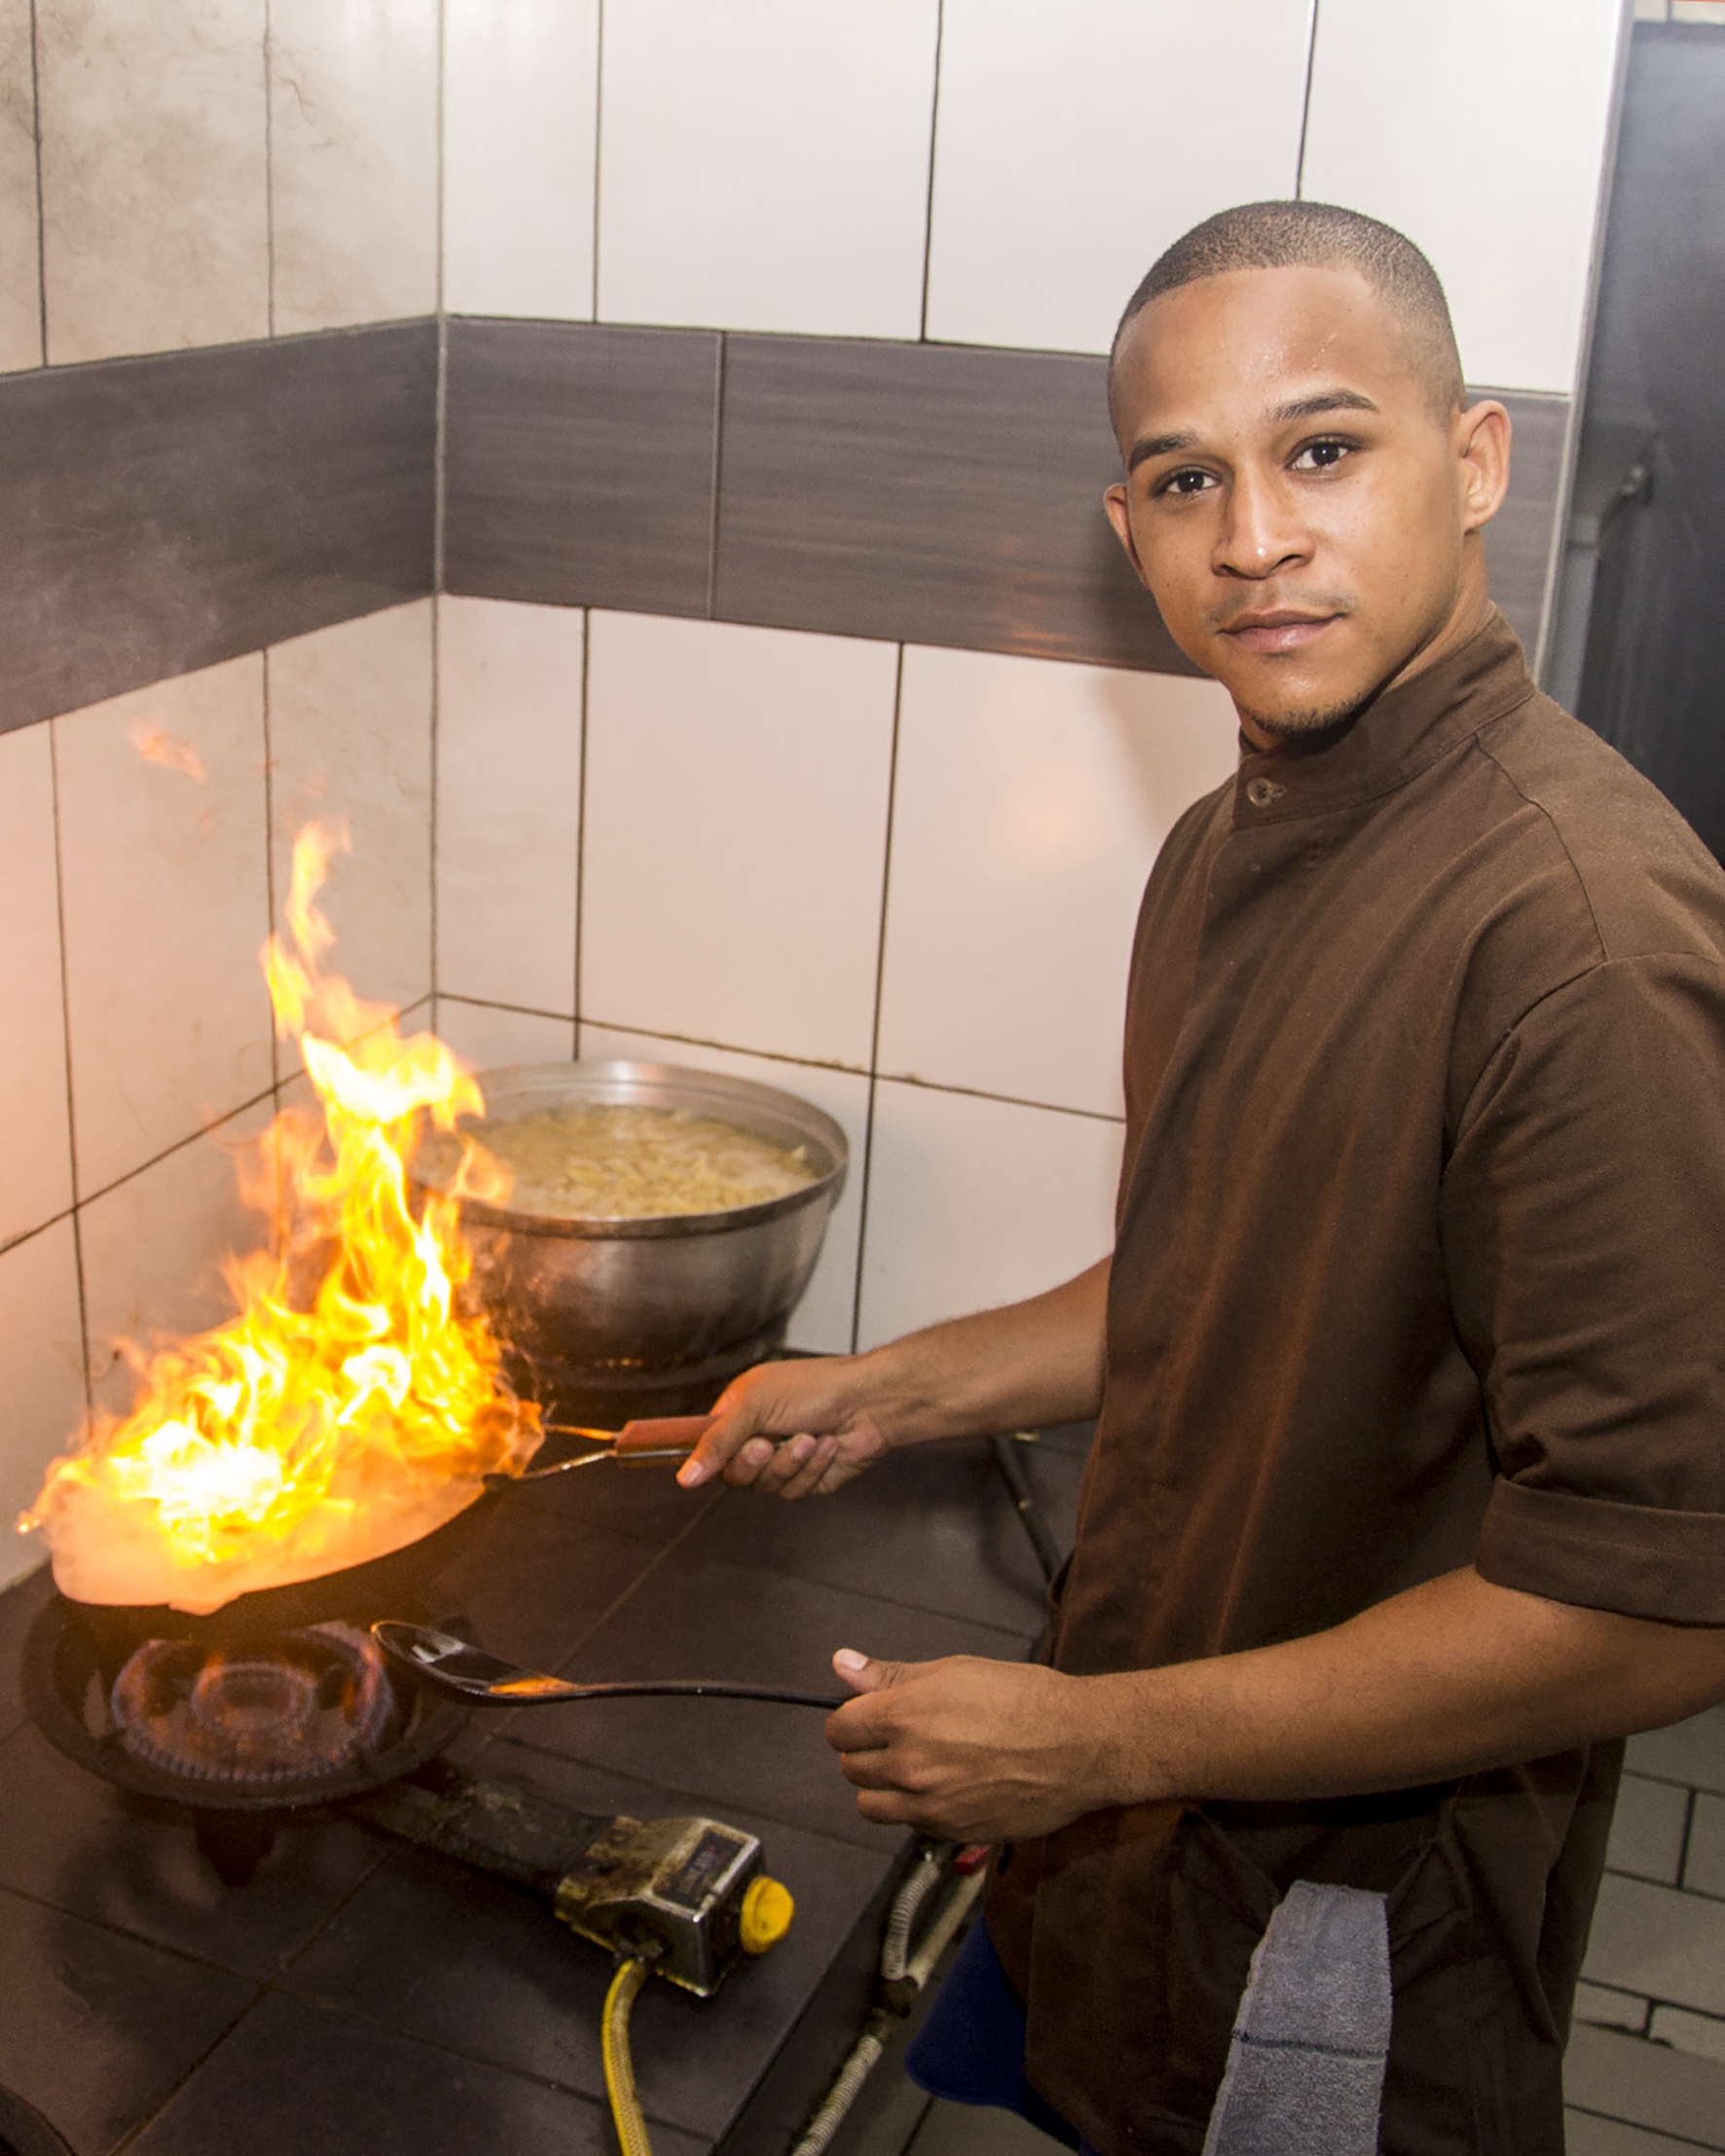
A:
[{"xmin": 1233, "ymin": 693, "xmax": 1369, "ymax": 742}]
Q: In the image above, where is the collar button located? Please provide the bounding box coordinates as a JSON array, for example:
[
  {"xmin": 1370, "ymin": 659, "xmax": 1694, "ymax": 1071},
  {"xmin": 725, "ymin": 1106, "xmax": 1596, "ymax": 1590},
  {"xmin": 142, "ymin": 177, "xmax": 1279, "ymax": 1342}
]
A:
[{"xmin": 1245, "ymin": 776, "xmax": 1285, "ymax": 809}]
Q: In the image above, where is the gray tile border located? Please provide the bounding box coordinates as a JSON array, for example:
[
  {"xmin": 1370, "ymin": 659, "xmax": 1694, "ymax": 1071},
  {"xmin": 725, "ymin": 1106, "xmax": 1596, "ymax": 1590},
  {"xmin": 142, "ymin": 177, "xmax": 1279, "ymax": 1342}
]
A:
[
  {"xmin": 0, "ymin": 323, "xmax": 436, "ymax": 734},
  {"xmin": 441, "ymin": 317, "xmax": 720, "ymax": 617},
  {"xmin": 714, "ymin": 332, "xmax": 1198, "ymax": 675}
]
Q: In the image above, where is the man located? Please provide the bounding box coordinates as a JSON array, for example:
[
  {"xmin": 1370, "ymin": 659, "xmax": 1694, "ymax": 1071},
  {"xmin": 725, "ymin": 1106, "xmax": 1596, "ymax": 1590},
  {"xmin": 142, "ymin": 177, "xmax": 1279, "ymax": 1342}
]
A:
[{"xmin": 675, "ymin": 202, "xmax": 1725, "ymax": 2152}]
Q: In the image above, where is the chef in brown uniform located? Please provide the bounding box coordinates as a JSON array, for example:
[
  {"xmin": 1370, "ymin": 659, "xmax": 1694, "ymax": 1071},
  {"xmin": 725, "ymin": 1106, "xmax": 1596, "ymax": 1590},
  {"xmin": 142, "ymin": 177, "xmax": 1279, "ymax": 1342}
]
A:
[{"xmin": 677, "ymin": 201, "xmax": 1725, "ymax": 2153}]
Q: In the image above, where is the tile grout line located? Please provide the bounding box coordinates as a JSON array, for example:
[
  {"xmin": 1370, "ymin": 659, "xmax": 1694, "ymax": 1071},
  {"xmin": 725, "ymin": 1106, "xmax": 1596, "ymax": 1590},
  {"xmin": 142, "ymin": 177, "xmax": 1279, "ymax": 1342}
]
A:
[
  {"xmin": 430, "ymin": 0, "xmax": 448, "ymax": 1020},
  {"xmin": 571, "ymin": 607, "xmax": 591, "ymax": 1043},
  {"xmin": 45, "ymin": 720, "xmax": 92, "ymax": 1433},
  {"xmin": 1295, "ymin": 0, "xmax": 1321, "ymax": 200},
  {"xmin": 917, "ymin": 0, "xmax": 945, "ymax": 344},
  {"xmin": 27, "ymin": 0, "xmax": 46, "ymax": 366},
  {"xmin": 849, "ymin": 644, "xmax": 906, "ymax": 1353}
]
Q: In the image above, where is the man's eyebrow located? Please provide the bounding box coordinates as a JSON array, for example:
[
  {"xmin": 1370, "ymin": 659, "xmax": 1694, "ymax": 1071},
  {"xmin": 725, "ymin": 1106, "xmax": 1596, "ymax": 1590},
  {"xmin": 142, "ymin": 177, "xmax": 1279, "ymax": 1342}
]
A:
[
  {"xmin": 1269, "ymin": 388, "xmax": 1379, "ymax": 422},
  {"xmin": 1124, "ymin": 430, "xmax": 1197, "ymax": 473}
]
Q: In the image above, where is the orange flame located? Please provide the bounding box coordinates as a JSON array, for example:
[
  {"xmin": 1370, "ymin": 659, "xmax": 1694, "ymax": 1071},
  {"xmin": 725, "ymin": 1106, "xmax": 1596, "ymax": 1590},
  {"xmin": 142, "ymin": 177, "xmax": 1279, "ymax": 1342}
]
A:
[{"xmin": 19, "ymin": 823, "xmax": 539, "ymax": 1615}]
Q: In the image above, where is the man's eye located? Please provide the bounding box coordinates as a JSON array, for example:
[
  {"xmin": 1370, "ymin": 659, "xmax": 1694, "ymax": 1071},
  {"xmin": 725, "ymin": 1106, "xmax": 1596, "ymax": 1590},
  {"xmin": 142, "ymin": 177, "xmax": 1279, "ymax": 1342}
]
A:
[
  {"xmin": 1291, "ymin": 439, "xmax": 1351, "ymax": 472},
  {"xmin": 1157, "ymin": 468, "xmax": 1215, "ymax": 497}
]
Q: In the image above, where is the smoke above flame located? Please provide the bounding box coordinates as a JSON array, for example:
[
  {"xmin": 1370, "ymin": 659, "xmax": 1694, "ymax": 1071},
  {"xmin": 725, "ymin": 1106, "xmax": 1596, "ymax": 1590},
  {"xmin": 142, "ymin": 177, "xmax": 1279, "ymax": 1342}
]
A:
[{"xmin": 19, "ymin": 823, "xmax": 540, "ymax": 1615}]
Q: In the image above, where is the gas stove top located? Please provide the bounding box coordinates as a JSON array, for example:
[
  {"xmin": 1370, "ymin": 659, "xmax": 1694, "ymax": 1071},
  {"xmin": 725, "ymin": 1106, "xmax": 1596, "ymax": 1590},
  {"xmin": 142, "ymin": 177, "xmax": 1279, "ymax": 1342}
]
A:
[{"xmin": 0, "ymin": 1426, "xmax": 1085, "ymax": 2155}]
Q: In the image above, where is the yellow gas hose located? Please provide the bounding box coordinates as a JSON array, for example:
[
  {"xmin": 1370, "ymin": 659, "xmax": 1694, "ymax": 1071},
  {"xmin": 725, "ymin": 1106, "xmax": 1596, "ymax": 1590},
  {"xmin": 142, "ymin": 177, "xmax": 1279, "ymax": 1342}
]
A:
[{"xmin": 602, "ymin": 1956, "xmax": 655, "ymax": 2156}]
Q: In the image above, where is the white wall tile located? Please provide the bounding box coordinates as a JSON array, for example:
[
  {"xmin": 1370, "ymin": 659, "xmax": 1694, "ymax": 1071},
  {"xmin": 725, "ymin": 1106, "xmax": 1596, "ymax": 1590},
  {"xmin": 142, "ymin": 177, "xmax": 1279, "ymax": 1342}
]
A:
[
  {"xmin": 878, "ymin": 646, "xmax": 1237, "ymax": 1118},
  {"xmin": 1683, "ymin": 1791, "xmax": 1725, "ymax": 1901},
  {"xmin": 1648, "ymin": 2005, "xmax": 1725, "ymax": 2070},
  {"xmin": 0, "ymin": 1222, "xmax": 87, "ymax": 1590},
  {"xmin": 1628, "ymin": 1707, "xmax": 1725, "ymax": 1798},
  {"xmin": 1573, "ymin": 1982, "xmax": 1650, "ymax": 2036},
  {"xmin": 434, "ymin": 998, "xmax": 575, "ymax": 1071},
  {"xmin": 0, "ymin": 724, "xmax": 73, "ymax": 1250},
  {"xmin": 36, "ymin": 0, "xmax": 269, "ymax": 364},
  {"xmin": 925, "ymin": 0, "xmax": 1311, "ymax": 356},
  {"xmin": 78, "ymin": 1100, "xmax": 275, "ymax": 1416},
  {"xmin": 1564, "ymin": 2020, "xmax": 1725, "ymax": 2152},
  {"xmin": 1582, "ymin": 1873, "xmax": 1725, "ymax": 2019},
  {"xmin": 579, "ymin": 1022, "xmax": 870, "ymax": 1354},
  {"xmin": 857, "ymin": 1081, "xmax": 1121, "ymax": 1351},
  {"xmin": 596, "ymin": 0, "xmax": 938, "ymax": 338},
  {"xmin": 443, "ymin": 0, "xmax": 598, "ymax": 320},
  {"xmin": 1300, "ymin": 0, "xmax": 1624, "ymax": 394},
  {"xmin": 269, "ymin": 0, "xmax": 438, "ymax": 334},
  {"xmin": 580, "ymin": 613, "xmax": 897, "ymax": 1070},
  {"xmin": 1606, "ymin": 1773, "xmax": 1692, "ymax": 1887},
  {"xmin": 55, "ymin": 657, "xmax": 274, "ymax": 1199},
  {"xmin": 435, "ymin": 597, "xmax": 584, "ymax": 1015},
  {"xmin": 268, "ymin": 602, "xmax": 433, "ymax": 1031},
  {"xmin": 0, "ymin": 0, "xmax": 41, "ymax": 372}
]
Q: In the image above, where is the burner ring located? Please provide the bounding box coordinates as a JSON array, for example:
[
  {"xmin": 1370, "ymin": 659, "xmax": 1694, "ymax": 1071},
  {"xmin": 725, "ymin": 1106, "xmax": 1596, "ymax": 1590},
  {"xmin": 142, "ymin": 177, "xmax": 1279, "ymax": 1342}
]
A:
[{"xmin": 110, "ymin": 1622, "xmax": 398, "ymax": 1788}]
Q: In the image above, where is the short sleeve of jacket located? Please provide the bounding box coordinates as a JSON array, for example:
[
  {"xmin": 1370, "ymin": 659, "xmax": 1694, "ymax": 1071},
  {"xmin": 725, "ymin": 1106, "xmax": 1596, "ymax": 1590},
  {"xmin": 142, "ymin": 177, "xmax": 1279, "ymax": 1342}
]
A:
[{"xmin": 1445, "ymin": 953, "xmax": 1725, "ymax": 1621}]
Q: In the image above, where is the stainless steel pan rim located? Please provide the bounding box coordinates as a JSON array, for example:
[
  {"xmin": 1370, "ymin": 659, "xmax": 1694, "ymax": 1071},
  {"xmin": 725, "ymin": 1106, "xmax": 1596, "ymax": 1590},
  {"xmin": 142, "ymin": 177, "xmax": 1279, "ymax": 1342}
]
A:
[{"xmin": 413, "ymin": 1058, "xmax": 849, "ymax": 1241}]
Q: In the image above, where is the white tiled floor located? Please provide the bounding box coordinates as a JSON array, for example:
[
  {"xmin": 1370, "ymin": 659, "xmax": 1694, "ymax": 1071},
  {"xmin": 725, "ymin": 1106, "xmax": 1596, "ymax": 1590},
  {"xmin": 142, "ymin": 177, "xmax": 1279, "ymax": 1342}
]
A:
[
  {"xmin": 0, "ymin": 723, "xmax": 73, "ymax": 1250},
  {"xmin": 596, "ymin": 0, "xmax": 938, "ymax": 338},
  {"xmin": 578, "ymin": 1022, "xmax": 872, "ymax": 1355},
  {"xmin": 54, "ymin": 655, "xmax": 275, "ymax": 1199},
  {"xmin": 1683, "ymin": 1791, "xmax": 1725, "ymax": 1899},
  {"xmin": 267, "ymin": 601, "xmax": 434, "ymax": 1032},
  {"xmin": 580, "ymin": 612, "xmax": 898, "ymax": 1071},
  {"xmin": 434, "ymin": 596, "xmax": 585, "ymax": 1018},
  {"xmin": 1628, "ymin": 1706, "xmax": 1725, "ymax": 1797},
  {"xmin": 877, "ymin": 646, "xmax": 1236, "ymax": 1117}
]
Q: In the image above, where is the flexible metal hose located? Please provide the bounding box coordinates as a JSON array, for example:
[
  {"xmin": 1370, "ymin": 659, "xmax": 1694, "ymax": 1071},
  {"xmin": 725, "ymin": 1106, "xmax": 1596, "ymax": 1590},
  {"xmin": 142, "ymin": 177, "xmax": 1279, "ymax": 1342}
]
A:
[{"xmin": 602, "ymin": 1956, "xmax": 655, "ymax": 2156}]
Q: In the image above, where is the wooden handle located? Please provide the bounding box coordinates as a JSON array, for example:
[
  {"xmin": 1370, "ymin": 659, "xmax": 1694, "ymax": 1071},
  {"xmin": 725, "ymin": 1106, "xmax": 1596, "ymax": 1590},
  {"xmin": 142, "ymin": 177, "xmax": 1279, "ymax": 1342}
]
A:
[{"xmin": 611, "ymin": 1414, "xmax": 714, "ymax": 1460}]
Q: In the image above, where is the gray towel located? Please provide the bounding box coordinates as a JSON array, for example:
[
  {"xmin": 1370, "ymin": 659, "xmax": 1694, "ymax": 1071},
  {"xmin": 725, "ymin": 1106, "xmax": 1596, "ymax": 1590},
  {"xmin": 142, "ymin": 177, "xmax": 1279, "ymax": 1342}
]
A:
[{"xmin": 1200, "ymin": 1880, "xmax": 1392, "ymax": 2156}]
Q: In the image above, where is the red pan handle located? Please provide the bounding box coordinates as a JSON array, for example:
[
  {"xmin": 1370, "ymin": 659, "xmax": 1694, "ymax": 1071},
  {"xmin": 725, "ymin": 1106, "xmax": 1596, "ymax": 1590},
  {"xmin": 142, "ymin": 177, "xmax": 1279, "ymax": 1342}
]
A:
[{"xmin": 611, "ymin": 1415, "xmax": 715, "ymax": 1461}]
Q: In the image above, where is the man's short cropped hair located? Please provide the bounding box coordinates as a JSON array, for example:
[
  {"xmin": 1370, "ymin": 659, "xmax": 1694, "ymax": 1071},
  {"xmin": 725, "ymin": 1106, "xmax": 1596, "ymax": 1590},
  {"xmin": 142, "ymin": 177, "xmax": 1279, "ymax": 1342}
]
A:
[{"xmin": 1108, "ymin": 200, "xmax": 1465, "ymax": 430}]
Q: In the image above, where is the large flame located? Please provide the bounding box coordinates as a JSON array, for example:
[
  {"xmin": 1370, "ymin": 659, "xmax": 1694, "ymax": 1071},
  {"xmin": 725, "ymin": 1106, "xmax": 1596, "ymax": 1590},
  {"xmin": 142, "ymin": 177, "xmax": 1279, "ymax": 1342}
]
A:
[{"xmin": 20, "ymin": 824, "xmax": 539, "ymax": 1614}]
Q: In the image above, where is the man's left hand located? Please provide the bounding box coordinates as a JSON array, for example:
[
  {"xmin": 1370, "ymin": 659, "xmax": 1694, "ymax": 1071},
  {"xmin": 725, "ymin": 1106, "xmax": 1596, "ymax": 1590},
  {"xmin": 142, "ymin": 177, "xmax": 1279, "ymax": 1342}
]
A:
[{"xmin": 825, "ymin": 1649, "xmax": 1120, "ymax": 1843}]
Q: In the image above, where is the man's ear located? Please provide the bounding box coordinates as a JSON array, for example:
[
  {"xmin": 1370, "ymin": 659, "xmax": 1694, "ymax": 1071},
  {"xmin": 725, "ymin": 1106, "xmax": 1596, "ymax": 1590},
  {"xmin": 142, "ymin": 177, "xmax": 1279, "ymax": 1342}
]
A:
[
  {"xmin": 1456, "ymin": 401, "xmax": 1512, "ymax": 535},
  {"xmin": 1104, "ymin": 483, "xmax": 1152, "ymax": 589}
]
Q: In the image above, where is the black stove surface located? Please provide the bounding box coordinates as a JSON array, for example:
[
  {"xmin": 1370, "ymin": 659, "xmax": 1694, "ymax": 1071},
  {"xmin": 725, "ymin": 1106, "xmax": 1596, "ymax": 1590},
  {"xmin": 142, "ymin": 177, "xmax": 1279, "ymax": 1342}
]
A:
[{"xmin": 0, "ymin": 1428, "xmax": 1086, "ymax": 2156}]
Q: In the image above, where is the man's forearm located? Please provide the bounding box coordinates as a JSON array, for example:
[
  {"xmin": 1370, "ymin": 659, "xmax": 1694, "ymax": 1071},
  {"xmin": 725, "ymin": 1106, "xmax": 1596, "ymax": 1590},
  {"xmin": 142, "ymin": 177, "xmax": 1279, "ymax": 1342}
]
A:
[
  {"xmin": 1093, "ymin": 1566, "xmax": 1725, "ymax": 1807},
  {"xmin": 826, "ymin": 1566, "xmax": 1725, "ymax": 1844},
  {"xmin": 858, "ymin": 1257, "xmax": 1110, "ymax": 1448}
]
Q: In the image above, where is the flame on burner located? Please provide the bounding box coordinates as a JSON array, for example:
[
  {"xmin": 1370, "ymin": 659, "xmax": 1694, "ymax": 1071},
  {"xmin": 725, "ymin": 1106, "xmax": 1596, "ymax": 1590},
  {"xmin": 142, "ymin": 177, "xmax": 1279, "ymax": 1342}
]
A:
[{"xmin": 19, "ymin": 823, "xmax": 540, "ymax": 1614}]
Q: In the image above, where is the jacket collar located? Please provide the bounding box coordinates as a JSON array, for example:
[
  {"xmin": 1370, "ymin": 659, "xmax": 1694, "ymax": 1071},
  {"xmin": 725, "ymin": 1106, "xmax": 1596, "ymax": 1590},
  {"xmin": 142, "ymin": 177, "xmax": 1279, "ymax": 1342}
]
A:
[{"xmin": 1230, "ymin": 607, "xmax": 1537, "ymax": 827}]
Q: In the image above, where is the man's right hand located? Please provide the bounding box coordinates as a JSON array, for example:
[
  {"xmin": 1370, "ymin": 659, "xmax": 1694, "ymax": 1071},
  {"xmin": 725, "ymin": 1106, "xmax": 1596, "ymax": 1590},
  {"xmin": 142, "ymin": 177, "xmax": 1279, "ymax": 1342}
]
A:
[{"xmin": 678, "ymin": 1356, "xmax": 892, "ymax": 1497}]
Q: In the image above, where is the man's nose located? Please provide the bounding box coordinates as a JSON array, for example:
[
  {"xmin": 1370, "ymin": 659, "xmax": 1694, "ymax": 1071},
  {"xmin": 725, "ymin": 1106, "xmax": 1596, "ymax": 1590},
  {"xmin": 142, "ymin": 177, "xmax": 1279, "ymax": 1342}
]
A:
[{"xmin": 1213, "ymin": 468, "xmax": 1311, "ymax": 581}]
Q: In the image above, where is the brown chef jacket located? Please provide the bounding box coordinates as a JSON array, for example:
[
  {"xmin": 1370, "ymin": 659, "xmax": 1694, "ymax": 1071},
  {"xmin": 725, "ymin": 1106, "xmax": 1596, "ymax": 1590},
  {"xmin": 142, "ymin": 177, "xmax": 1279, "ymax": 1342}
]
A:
[{"xmin": 985, "ymin": 609, "xmax": 1725, "ymax": 2156}]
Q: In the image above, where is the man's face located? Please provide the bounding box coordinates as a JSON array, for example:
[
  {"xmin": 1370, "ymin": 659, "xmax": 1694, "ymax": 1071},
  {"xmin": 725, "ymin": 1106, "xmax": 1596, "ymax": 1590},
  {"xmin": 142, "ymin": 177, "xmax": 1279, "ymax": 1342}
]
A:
[{"xmin": 1105, "ymin": 266, "xmax": 1508, "ymax": 744}]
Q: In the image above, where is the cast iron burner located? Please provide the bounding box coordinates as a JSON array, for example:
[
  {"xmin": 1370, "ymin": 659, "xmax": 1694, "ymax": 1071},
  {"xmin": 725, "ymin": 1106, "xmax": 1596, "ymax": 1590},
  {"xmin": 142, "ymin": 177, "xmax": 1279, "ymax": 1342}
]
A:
[
  {"xmin": 24, "ymin": 1593, "xmax": 473, "ymax": 1884},
  {"xmin": 109, "ymin": 1623, "xmax": 395, "ymax": 1787}
]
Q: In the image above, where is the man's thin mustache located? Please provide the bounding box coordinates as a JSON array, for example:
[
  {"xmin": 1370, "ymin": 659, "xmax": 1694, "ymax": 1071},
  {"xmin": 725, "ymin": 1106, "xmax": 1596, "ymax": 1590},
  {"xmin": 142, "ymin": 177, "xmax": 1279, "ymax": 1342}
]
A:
[{"xmin": 1203, "ymin": 594, "xmax": 1354, "ymax": 633}]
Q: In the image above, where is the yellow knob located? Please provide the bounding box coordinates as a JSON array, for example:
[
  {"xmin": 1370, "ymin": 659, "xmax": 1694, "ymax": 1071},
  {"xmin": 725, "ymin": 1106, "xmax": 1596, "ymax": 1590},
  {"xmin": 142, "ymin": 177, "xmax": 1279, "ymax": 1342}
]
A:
[{"xmin": 740, "ymin": 1875, "xmax": 794, "ymax": 1955}]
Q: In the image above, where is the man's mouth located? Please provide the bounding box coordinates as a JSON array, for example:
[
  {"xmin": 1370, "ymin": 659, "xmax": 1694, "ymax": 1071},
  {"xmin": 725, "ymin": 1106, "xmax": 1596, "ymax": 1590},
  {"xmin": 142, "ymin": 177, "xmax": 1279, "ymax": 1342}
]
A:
[{"xmin": 1219, "ymin": 610, "xmax": 1341, "ymax": 656}]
